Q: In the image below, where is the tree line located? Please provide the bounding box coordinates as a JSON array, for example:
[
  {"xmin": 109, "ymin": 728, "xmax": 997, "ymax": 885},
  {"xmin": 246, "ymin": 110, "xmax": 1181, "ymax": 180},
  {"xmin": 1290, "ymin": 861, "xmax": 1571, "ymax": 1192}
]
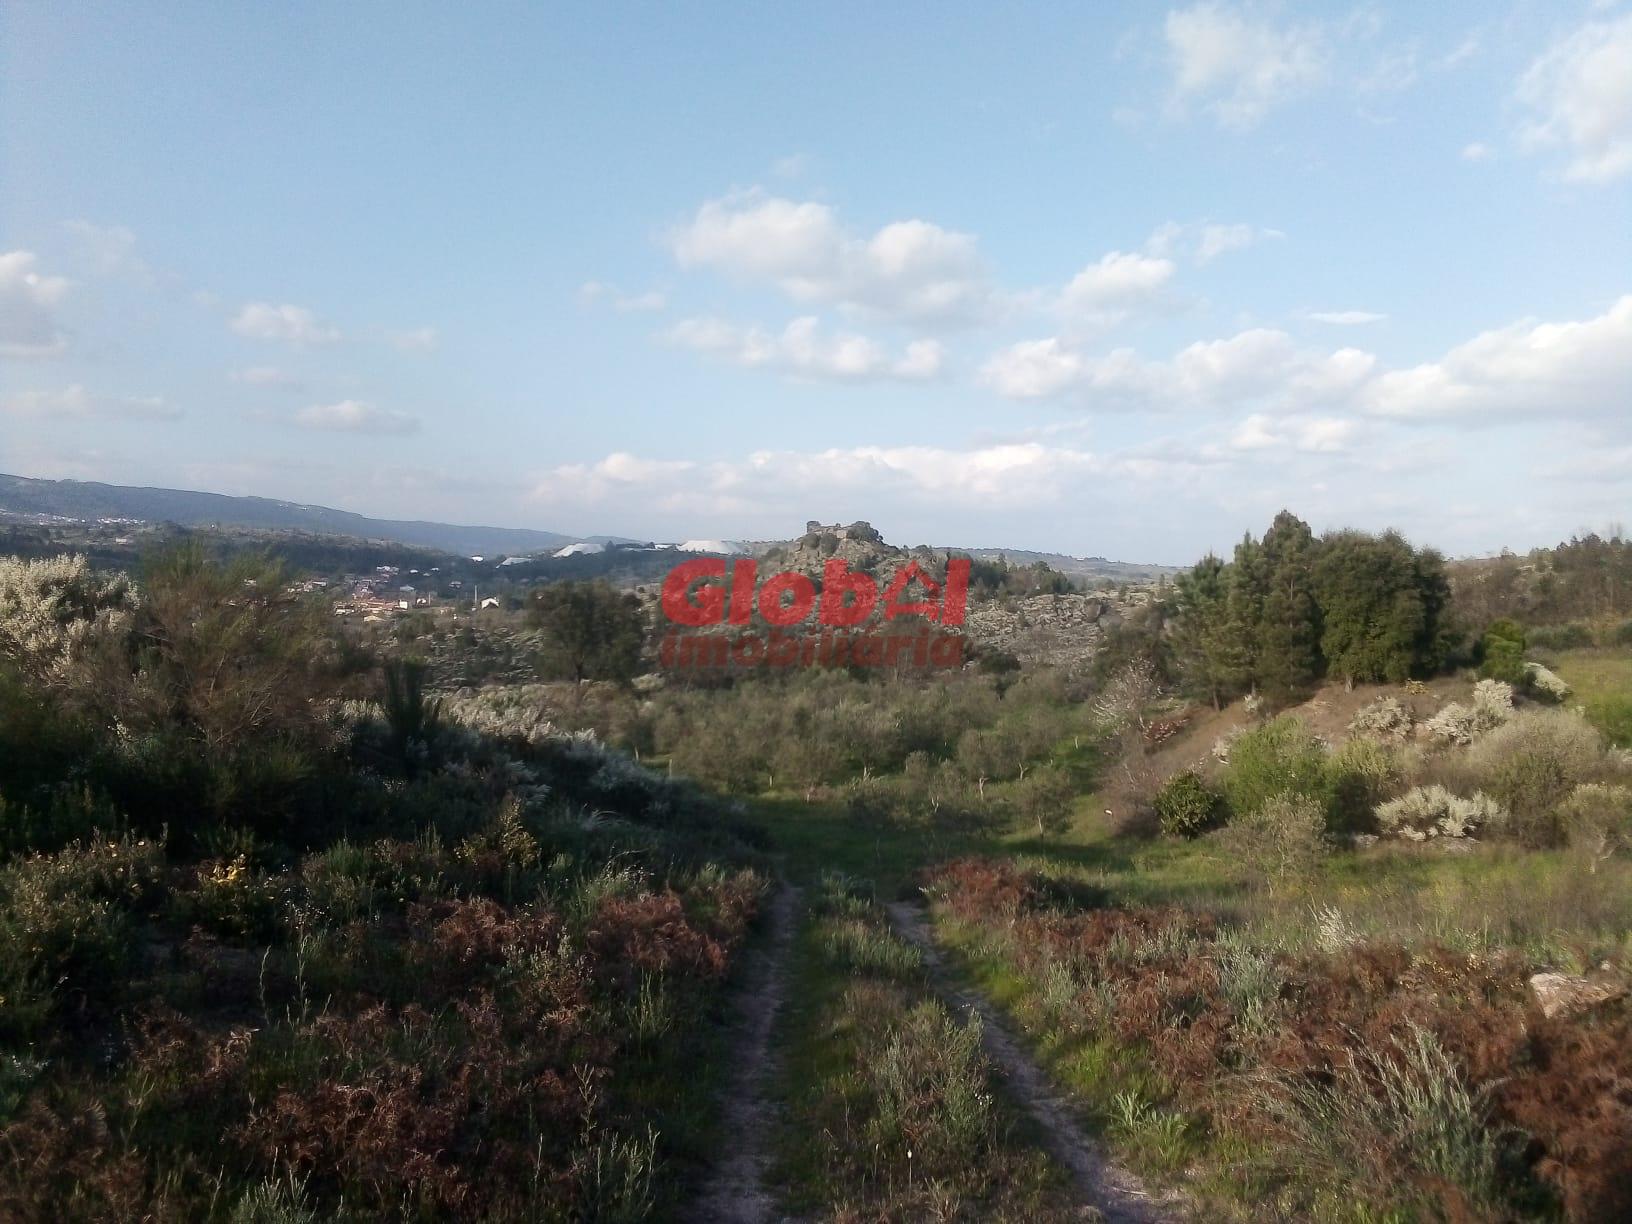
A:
[{"xmin": 1168, "ymin": 510, "xmax": 1456, "ymax": 707}]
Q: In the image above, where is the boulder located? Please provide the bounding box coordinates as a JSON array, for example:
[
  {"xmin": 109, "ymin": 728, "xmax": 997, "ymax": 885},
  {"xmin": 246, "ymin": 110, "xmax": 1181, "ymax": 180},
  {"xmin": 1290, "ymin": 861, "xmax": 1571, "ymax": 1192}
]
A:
[{"xmin": 1528, "ymin": 971, "xmax": 1628, "ymax": 1020}]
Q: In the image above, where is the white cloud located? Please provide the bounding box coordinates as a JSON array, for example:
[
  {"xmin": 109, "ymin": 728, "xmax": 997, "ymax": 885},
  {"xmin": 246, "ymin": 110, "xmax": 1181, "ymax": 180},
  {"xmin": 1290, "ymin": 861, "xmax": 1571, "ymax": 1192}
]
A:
[
  {"xmin": 980, "ymin": 338, "xmax": 1087, "ymax": 399},
  {"xmin": 1516, "ymin": 15, "xmax": 1632, "ymax": 183},
  {"xmin": 578, "ymin": 281, "xmax": 667, "ymax": 313},
  {"xmin": 1, "ymin": 384, "xmax": 180, "ymax": 421},
  {"xmin": 230, "ymin": 302, "xmax": 341, "ymax": 345},
  {"xmin": 0, "ymin": 250, "xmax": 71, "ymax": 358},
  {"xmin": 292, "ymin": 400, "xmax": 419, "ymax": 434},
  {"xmin": 1228, "ymin": 412, "xmax": 1360, "ymax": 453},
  {"xmin": 1368, "ymin": 295, "xmax": 1632, "ymax": 421},
  {"xmin": 530, "ymin": 442, "xmax": 1105, "ymax": 514},
  {"xmin": 671, "ymin": 191, "xmax": 993, "ymax": 326},
  {"xmin": 983, "ymin": 326, "xmax": 1375, "ymax": 410},
  {"xmin": 1059, "ymin": 251, "xmax": 1176, "ymax": 322},
  {"xmin": 1308, "ymin": 310, "xmax": 1387, "ymax": 325},
  {"xmin": 1460, "ymin": 141, "xmax": 1493, "ymax": 163},
  {"xmin": 1163, "ymin": 2, "xmax": 1327, "ymax": 128},
  {"xmin": 668, "ymin": 315, "xmax": 944, "ymax": 383}
]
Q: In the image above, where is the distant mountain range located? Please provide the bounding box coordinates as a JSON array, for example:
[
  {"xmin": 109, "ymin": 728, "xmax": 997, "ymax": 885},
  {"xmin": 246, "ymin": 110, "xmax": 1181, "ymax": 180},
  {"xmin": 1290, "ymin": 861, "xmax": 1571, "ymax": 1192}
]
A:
[
  {"xmin": 0, "ymin": 473, "xmax": 603, "ymax": 557},
  {"xmin": 0, "ymin": 473, "xmax": 1174, "ymax": 577}
]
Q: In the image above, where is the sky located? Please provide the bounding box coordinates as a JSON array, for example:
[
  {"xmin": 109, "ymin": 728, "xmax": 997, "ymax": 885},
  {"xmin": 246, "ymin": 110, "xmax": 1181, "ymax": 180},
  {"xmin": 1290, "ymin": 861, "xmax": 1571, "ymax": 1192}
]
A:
[{"xmin": 2, "ymin": 1, "xmax": 1630, "ymax": 564}]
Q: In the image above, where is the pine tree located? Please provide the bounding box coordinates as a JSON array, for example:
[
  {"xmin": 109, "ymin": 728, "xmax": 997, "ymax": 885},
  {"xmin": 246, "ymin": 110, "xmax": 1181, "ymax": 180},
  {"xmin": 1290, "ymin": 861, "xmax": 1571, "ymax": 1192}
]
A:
[{"xmin": 1255, "ymin": 511, "xmax": 1321, "ymax": 702}]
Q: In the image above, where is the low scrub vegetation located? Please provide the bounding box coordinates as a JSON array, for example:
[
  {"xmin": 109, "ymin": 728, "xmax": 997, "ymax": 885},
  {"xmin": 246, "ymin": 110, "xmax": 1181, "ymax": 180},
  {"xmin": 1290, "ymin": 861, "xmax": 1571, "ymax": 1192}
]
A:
[
  {"xmin": 926, "ymin": 857, "xmax": 1632, "ymax": 1220},
  {"xmin": 0, "ymin": 550, "xmax": 768, "ymax": 1219}
]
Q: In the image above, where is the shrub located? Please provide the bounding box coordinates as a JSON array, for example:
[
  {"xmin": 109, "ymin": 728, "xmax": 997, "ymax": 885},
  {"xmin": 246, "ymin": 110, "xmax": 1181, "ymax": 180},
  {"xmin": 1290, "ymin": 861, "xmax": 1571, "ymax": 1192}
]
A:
[
  {"xmin": 1216, "ymin": 792, "xmax": 1328, "ymax": 887},
  {"xmin": 1522, "ymin": 661, "xmax": 1571, "ymax": 702},
  {"xmin": 1527, "ymin": 622, "xmax": 1594, "ymax": 652},
  {"xmin": 1347, "ymin": 696, "xmax": 1414, "ymax": 740},
  {"xmin": 1012, "ymin": 763, "xmax": 1075, "ymax": 838},
  {"xmin": 1424, "ymin": 680, "xmax": 1513, "ymax": 746},
  {"xmin": 0, "ymin": 837, "xmax": 161, "ymax": 1034},
  {"xmin": 1469, "ymin": 709, "xmax": 1604, "ymax": 847},
  {"xmin": 1324, "ymin": 737, "xmax": 1402, "ymax": 834},
  {"xmin": 1375, "ymin": 785, "xmax": 1504, "ymax": 841},
  {"xmin": 1558, "ymin": 782, "xmax": 1632, "ymax": 869},
  {"xmin": 0, "ymin": 554, "xmax": 136, "ymax": 694},
  {"xmin": 1478, "ymin": 620, "xmax": 1528, "ymax": 685},
  {"xmin": 1222, "ymin": 716, "xmax": 1328, "ymax": 818},
  {"xmin": 1154, "ymin": 771, "xmax": 1221, "ymax": 838}
]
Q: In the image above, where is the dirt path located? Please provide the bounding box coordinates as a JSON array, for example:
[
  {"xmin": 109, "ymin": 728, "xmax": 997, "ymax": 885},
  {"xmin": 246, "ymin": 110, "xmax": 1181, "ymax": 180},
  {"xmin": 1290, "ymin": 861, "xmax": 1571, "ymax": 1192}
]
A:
[
  {"xmin": 886, "ymin": 900, "xmax": 1177, "ymax": 1224},
  {"xmin": 685, "ymin": 880, "xmax": 801, "ymax": 1224}
]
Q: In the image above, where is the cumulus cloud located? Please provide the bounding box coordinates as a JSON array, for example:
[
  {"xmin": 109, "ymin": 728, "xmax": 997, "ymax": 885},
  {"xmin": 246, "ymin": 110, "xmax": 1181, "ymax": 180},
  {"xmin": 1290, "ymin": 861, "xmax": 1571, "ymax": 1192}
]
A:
[
  {"xmin": 292, "ymin": 400, "xmax": 419, "ymax": 434},
  {"xmin": 1516, "ymin": 15, "xmax": 1632, "ymax": 183},
  {"xmin": 1228, "ymin": 412, "xmax": 1361, "ymax": 453},
  {"xmin": 0, "ymin": 250, "xmax": 71, "ymax": 358},
  {"xmin": 1163, "ymin": 2, "xmax": 1327, "ymax": 128},
  {"xmin": 668, "ymin": 315, "xmax": 944, "ymax": 382},
  {"xmin": 530, "ymin": 442, "xmax": 1104, "ymax": 515},
  {"xmin": 1059, "ymin": 251, "xmax": 1176, "ymax": 323},
  {"xmin": 1, "ymin": 384, "xmax": 180, "ymax": 421},
  {"xmin": 1460, "ymin": 141, "xmax": 1493, "ymax": 163},
  {"xmin": 1367, "ymin": 295, "xmax": 1632, "ymax": 421},
  {"xmin": 230, "ymin": 302, "xmax": 341, "ymax": 345},
  {"xmin": 982, "ymin": 326, "xmax": 1375, "ymax": 410},
  {"xmin": 670, "ymin": 191, "xmax": 993, "ymax": 327}
]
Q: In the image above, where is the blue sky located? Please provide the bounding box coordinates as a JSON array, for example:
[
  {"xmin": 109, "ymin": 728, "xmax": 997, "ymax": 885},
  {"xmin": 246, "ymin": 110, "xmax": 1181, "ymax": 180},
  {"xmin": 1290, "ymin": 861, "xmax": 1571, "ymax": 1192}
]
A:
[{"xmin": 2, "ymin": 1, "xmax": 1629, "ymax": 563}]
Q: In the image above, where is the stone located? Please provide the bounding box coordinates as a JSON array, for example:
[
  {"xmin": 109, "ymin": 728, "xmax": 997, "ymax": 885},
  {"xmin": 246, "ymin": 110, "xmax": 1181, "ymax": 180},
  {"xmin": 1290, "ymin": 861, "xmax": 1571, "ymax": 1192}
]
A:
[{"xmin": 1528, "ymin": 971, "xmax": 1628, "ymax": 1020}]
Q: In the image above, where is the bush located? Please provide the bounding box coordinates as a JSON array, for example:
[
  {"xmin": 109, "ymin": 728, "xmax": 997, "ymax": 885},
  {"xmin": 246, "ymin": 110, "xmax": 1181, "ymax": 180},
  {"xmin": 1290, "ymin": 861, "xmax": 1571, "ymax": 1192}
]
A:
[
  {"xmin": 1324, "ymin": 737, "xmax": 1402, "ymax": 834},
  {"xmin": 1559, "ymin": 782, "xmax": 1632, "ymax": 868},
  {"xmin": 1222, "ymin": 716, "xmax": 1328, "ymax": 819},
  {"xmin": 1527, "ymin": 622, "xmax": 1594, "ymax": 652},
  {"xmin": 1154, "ymin": 771, "xmax": 1221, "ymax": 838},
  {"xmin": 0, "ymin": 836, "xmax": 162, "ymax": 1035},
  {"xmin": 1477, "ymin": 619, "xmax": 1528, "ymax": 685},
  {"xmin": 1216, "ymin": 792, "xmax": 1328, "ymax": 887},
  {"xmin": 1347, "ymin": 696, "xmax": 1414, "ymax": 740},
  {"xmin": 1375, "ymin": 785, "xmax": 1504, "ymax": 841},
  {"xmin": 1423, "ymin": 680, "xmax": 1513, "ymax": 746},
  {"xmin": 1522, "ymin": 661, "xmax": 1571, "ymax": 702},
  {"xmin": 1012, "ymin": 763, "xmax": 1076, "ymax": 838},
  {"xmin": 1469, "ymin": 709, "xmax": 1604, "ymax": 847}
]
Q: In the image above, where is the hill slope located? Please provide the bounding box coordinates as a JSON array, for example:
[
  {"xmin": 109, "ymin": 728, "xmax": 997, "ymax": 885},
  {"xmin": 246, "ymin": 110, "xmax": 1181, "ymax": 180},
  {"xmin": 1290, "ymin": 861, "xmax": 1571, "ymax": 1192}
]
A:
[{"xmin": 0, "ymin": 472, "xmax": 588, "ymax": 557}]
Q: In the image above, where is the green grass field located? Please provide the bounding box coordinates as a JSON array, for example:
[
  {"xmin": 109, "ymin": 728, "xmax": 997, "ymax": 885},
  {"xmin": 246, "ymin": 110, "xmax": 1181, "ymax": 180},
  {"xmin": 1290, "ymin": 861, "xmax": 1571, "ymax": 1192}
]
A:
[{"xmin": 1551, "ymin": 648, "xmax": 1632, "ymax": 746}]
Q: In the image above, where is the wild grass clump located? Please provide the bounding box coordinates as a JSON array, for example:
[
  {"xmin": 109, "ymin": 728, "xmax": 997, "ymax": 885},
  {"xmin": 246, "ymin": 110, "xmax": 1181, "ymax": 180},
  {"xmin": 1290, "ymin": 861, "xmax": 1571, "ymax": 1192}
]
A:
[{"xmin": 1251, "ymin": 1023, "xmax": 1506, "ymax": 1218}]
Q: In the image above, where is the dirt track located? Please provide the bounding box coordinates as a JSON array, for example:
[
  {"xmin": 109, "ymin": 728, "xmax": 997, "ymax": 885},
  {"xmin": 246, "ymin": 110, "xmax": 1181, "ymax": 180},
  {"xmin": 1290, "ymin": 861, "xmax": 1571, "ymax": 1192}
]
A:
[{"xmin": 887, "ymin": 900, "xmax": 1178, "ymax": 1224}]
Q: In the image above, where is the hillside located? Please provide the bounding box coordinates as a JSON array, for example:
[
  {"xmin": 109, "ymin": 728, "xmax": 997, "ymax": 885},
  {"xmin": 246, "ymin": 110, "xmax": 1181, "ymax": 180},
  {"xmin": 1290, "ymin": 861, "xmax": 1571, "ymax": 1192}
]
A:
[{"xmin": 0, "ymin": 473, "xmax": 592, "ymax": 558}]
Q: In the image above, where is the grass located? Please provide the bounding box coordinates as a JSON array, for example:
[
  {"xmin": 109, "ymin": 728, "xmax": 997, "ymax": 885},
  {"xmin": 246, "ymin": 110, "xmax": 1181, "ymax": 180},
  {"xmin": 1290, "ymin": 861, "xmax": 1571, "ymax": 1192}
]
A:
[
  {"xmin": 1550, "ymin": 648, "xmax": 1632, "ymax": 747},
  {"xmin": 768, "ymin": 873, "xmax": 1076, "ymax": 1221}
]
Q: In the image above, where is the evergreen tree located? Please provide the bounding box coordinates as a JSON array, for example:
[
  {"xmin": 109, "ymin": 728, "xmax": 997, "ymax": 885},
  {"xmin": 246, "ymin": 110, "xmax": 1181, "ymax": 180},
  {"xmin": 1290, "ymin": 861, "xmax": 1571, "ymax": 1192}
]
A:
[
  {"xmin": 1171, "ymin": 554, "xmax": 1232, "ymax": 708},
  {"xmin": 1255, "ymin": 511, "xmax": 1322, "ymax": 702}
]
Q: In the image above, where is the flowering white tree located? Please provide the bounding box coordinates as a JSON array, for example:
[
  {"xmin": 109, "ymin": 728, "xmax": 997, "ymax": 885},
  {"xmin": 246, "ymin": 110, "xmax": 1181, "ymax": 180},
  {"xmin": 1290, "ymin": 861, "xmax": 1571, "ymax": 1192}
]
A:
[{"xmin": 0, "ymin": 554, "xmax": 136, "ymax": 692}]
